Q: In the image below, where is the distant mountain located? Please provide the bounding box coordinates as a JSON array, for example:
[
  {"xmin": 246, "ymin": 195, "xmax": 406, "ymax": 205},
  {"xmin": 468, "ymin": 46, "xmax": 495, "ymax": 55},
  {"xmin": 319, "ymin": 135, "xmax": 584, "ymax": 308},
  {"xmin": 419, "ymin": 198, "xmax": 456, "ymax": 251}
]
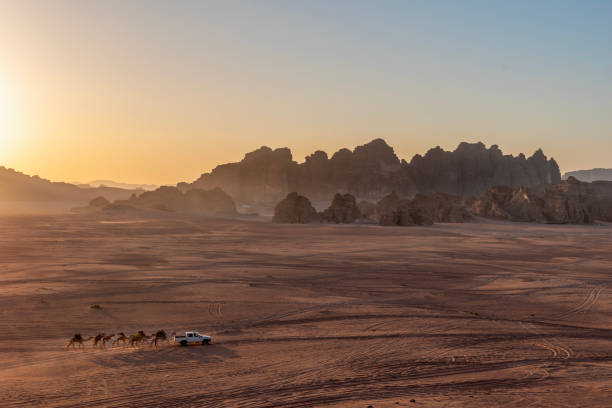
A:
[
  {"xmin": 0, "ymin": 166, "xmax": 141, "ymax": 203},
  {"xmin": 563, "ymin": 168, "xmax": 612, "ymax": 182},
  {"xmin": 83, "ymin": 180, "xmax": 159, "ymax": 191},
  {"xmin": 179, "ymin": 139, "xmax": 561, "ymax": 204}
]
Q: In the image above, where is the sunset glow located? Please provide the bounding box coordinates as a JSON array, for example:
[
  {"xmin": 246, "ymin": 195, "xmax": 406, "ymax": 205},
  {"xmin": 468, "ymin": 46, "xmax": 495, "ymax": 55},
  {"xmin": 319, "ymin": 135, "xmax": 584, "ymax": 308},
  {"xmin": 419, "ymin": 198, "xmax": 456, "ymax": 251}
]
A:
[
  {"xmin": 2, "ymin": 2, "xmax": 612, "ymax": 406},
  {"xmin": 0, "ymin": 1, "xmax": 610, "ymax": 184},
  {"xmin": 0, "ymin": 77, "xmax": 12, "ymax": 151}
]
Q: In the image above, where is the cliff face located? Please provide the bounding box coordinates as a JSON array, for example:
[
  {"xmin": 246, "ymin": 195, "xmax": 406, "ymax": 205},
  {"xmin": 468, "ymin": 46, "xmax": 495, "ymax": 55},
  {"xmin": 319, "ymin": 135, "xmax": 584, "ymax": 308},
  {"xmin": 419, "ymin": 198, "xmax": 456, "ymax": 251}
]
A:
[
  {"xmin": 181, "ymin": 139, "xmax": 561, "ymax": 204},
  {"xmin": 408, "ymin": 143, "xmax": 560, "ymax": 196},
  {"xmin": 472, "ymin": 177, "xmax": 612, "ymax": 224}
]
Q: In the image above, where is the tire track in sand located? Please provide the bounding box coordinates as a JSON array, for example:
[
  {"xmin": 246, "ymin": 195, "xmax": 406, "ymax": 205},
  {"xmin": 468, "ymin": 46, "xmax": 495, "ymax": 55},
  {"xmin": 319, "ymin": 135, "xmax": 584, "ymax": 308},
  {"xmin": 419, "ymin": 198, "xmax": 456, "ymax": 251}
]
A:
[
  {"xmin": 520, "ymin": 322, "xmax": 572, "ymax": 360},
  {"xmin": 552, "ymin": 285, "xmax": 606, "ymax": 320}
]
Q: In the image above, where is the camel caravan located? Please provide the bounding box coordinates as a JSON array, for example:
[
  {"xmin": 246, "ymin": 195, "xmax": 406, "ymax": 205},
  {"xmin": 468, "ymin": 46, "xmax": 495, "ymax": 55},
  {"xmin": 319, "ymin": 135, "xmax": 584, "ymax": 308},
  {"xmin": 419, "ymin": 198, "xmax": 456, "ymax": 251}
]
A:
[{"xmin": 66, "ymin": 330, "xmax": 172, "ymax": 349}]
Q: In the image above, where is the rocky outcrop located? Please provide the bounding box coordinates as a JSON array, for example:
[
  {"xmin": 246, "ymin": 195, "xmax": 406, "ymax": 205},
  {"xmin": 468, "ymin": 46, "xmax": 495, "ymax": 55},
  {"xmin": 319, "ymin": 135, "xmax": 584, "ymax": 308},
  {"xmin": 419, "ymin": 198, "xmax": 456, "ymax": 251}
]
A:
[
  {"xmin": 410, "ymin": 193, "xmax": 472, "ymax": 223},
  {"xmin": 408, "ymin": 144, "xmax": 560, "ymax": 196},
  {"xmin": 540, "ymin": 178, "xmax": 592, "ymax": 224},
  {"xmin": 358, "ymin": 200, "xmax": 377, "ymax": 220},
  {"xmin": 116, "ymin": 186, "xmax": 237, "ymax": 214},
  {"xmin": 179, "ymin": 146, "xmax": 298, "ymax": 205},
  {"xmin": 180, "ymin": 139, "xmax": 560, "ymax": 205},
  {"xmin": 588, "ymin": 181, "xmax": 612, "ymax": 221},
  {"xmin": 375, "ymin": 192, "xmax": 434, "ymax": 226},
  {"xmin": 184, "ymin": 188, "xmax": 238, "ymax": 215},
  {"xmin": 320, "ymin": 193, "xmax": 361, "ymax": 224},
  {"xmin": 89, "ymin": 196, "xmax": 110, "ymax": 208},
  {"xmin": 272, "ymin": 192, "xmax": 319, "ymax": 224},
  {"xmin": 472, "ymin": 177, "xmax": 612, "ymax": 224},
  {"xmin": 376, "ymin": 191, "xmax": 402, "ymax": 226},
  {"xmin": 472, "ymin": 186, "xmax": 546, "ymax": 222}
]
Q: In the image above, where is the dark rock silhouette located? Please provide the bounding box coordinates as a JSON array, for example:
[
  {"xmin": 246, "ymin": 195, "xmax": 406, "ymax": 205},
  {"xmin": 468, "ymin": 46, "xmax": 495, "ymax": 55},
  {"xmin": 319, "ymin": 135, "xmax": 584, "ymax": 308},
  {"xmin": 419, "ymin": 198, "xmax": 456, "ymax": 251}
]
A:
[
  {"xmin": 410, "ymin": 192, "xmax": 472, "ymax": 223},
  {"xmin": 540, "ymin": 177, "xmax": 592, "ymax": 224},
  {"xmin": 358, "ymin": 200, "xmax": 377, "ymax": 220},
  {"xmin": 116, "ymin": 186, "xmax": 237, "ymax": 214},
  {"xmin": 375, "ymin": 191, "xmax": 434, "ymax": 226},
  {"xmin": 472, "ymin": 177, "xmax": 612, "ymax": 224},
  {"xmin": 320, "ymin": 193, "xmax": 361, "ymax": 224},
  {"xmin": 89, "ymin": 196, "xmax": 110, "ymax": 208},
  {"xmin": 472, "ymin": 185, "xmax": 546, "ymax": 222},
  {"xmin": 376, "ymin": 191, "xmax": 402, "ymax": 226},
  {"xmin": 272, "ymin": 192, "xmax": 319, "ymax": 224},
  {"xmin": 181, "ymin": 139, "xmax": 560, "ymax": 204}
]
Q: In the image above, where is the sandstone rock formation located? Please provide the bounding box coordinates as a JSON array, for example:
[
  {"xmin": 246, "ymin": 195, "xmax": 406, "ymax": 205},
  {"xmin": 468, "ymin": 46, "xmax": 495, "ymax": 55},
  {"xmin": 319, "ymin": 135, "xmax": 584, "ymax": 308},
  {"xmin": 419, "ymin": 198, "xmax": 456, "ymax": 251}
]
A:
[
  {"xmin": 472, "ymin": 185, "xmax": 546, "ymax": 222},
  {"xmin": 89, "ymin": 196, "xmax": 110, "ymax": 208},
  {"xmin": 472, "ymin": 177, "xmax": 612, "ymax": 224},
  {"xmin": 540, "ymin": 177, "xmax": 592, "ymax": 224},
  {"xmin": 116, "ymin": 186, "xmax": 237, "ymax": 214},
  {"xmin": 180, "ymin": 139, "xmax": 560, "ymax": 205},
  {"xmin": 272, "ymin": 192, "xmax": 319, "ymax": 224},
  {"xmin": 375, "ymin": 191, "xmax": 434, "ymax": 226},
  {"xmin": 358, "ymin": 200, "xmax": 377, "ymax": 220},
  {"xmin": 320, "ymin": 193, "xmax": 361, "ymax": 224},
  {"xmin": 410, "ymin": 193, "xmax": 472, "ymax": 223}
]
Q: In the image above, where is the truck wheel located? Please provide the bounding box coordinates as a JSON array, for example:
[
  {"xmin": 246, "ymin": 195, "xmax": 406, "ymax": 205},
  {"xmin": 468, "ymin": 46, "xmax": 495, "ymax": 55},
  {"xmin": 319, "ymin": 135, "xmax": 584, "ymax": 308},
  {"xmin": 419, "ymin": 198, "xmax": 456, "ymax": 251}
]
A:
[
  {"xmin": 202, "ymin": 339, "xmax": 210, "ymax": 345},
  {"xmin": 180, "ymin": 340, "xmax": 188, "ymax": 346}
]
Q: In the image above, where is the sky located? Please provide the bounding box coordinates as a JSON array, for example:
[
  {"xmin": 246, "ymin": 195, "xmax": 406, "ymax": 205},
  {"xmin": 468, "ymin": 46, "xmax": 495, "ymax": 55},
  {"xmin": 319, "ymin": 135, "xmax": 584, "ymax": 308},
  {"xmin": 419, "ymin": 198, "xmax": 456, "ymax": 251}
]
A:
[{"xmin": 0, "ymin": 0, "xmax": 610, "ymax": 185}]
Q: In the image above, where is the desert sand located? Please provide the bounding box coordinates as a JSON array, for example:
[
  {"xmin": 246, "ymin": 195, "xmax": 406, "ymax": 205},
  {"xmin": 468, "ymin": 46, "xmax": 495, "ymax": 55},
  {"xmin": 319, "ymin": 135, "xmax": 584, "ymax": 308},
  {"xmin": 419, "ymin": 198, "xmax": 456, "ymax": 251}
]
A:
[{"xmin": 1, "ymin": 211, "xmax": 612, "ymax": 407}]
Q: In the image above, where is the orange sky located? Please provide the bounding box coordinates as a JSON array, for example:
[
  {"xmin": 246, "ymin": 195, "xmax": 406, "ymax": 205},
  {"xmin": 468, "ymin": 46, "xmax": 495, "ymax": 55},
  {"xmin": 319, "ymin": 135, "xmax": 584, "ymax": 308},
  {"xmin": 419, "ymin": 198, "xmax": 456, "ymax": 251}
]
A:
[{"xmin": 0, "ymin": 1, "xmax": 610, "ymax": 185}]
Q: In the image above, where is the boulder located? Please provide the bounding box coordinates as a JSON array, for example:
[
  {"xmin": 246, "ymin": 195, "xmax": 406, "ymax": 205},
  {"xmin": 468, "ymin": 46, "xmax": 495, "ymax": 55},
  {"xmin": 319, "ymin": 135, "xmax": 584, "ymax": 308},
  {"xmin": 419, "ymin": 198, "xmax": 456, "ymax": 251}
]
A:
[
  {"xmin": 376, "ymin": 191, "xmax": 402, "ymax": 226},
  {"xmin": 184, "ymin": 187, "xmax": 237, "ymax": 215},
  {"xmin": 88, "ymin": 196, "xmax": 110, "ymax": 208},
  {"xmin": 375, "ymin": 191, "xmax": 434, "ymax": 226},
  {"xmin": 272, "ymin": 192, "xmax": 319, "ymax": 224},
  {"xmin": 321, "ymin": 193, "xmax": 361, "ymax": 223}
]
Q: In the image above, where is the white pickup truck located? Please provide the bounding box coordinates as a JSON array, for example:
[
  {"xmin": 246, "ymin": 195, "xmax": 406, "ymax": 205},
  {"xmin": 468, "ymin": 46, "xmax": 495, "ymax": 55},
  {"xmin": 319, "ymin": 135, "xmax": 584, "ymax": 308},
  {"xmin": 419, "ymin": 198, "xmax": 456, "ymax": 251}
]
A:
[{"xmin": 174, "ymin": 331, "xmax": 212, "ymax": 346}]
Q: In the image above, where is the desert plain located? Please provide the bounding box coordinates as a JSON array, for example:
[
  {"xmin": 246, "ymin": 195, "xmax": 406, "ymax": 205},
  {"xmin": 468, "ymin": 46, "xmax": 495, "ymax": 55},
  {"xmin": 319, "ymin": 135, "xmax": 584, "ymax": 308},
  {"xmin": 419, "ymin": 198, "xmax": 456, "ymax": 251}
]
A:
[{"xmin": 1, "ymin": 210, "xmax": 612, "ymax": 407}]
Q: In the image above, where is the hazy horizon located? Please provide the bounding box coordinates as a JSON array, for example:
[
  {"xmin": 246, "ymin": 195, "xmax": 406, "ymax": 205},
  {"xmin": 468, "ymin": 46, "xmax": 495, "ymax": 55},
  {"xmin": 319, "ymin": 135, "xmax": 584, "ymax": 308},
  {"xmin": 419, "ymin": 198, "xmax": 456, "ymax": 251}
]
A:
[
  {"xmin": 1, "ymin": 0, "xmax": 611, "ymax": 185},
  {"xmin": 0, "ymin": 138, "xmax": 577, "ymax": 187}
]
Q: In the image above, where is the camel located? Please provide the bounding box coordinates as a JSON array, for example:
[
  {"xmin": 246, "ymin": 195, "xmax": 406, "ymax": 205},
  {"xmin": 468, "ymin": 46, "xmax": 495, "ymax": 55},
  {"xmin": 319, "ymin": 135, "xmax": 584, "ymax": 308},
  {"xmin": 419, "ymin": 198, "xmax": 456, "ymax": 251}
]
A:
[
  {"xmin": 112, "ymin": 332, "xmax": 128, "ymax": 347},
  {"xmin": 66, "ymin": 334, "xmax": 94, "ymax": 349},
  {"xmin": 101, "ymin": 333, "xmax": 115, "ymax": 347},
  {"xmin": 150, "ymin": 330, "xmax": 168, "ymax": 347},
  {"xmin": 93, "ymin": 333, "xmax": 105, "ymax": 348},
  {"xmin": 128, "ymin": 331, "xmax": 150, "ymax": 348}
]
